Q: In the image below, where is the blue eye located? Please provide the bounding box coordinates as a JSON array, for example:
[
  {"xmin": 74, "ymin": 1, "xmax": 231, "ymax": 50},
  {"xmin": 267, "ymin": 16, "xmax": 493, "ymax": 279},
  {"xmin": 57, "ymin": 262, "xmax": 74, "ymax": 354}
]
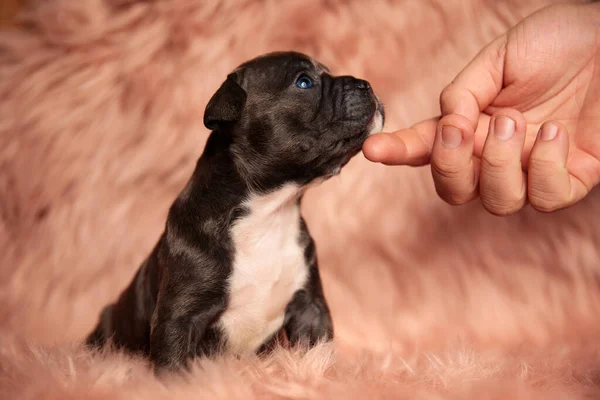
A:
[{"xmin": 296, "ymin": 75, "xmax": 313, "ymax": 89}]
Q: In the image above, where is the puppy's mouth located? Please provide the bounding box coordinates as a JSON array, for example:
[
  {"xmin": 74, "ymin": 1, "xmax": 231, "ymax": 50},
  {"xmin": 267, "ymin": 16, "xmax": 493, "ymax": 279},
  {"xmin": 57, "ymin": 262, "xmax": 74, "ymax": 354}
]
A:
[
  {"xmin": 328, "ymin": 99, "xmax": 385, "ymax": 173},
  {"xmin": 337, "ymin": 99, "xmax": 385, "ymax": 155},
  {"xmin": 367, "ymin": 96, "xmax": 385, "ymax": 136}
]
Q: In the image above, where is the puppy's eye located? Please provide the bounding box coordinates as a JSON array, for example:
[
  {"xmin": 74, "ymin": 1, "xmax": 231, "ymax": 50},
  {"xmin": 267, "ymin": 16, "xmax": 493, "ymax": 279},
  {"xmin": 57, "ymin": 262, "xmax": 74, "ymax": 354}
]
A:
[{"xmin": 295, "ymin": 75, "xmax": 313, "ymax": 89}]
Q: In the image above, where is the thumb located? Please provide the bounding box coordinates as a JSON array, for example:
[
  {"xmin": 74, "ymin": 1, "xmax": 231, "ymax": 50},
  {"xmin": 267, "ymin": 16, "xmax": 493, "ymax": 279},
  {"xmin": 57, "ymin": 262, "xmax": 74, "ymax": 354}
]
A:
[{"xmin": 440, "ymin": 34, "xmax": 508, "ymax": 132}]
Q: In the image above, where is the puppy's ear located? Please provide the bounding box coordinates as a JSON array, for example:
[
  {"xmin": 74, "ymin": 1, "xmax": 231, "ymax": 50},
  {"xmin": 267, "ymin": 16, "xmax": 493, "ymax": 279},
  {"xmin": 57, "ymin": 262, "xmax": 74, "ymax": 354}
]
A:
[{"xmin": 203, "ymin": 73, "xmax": 247, "ymax": 131}]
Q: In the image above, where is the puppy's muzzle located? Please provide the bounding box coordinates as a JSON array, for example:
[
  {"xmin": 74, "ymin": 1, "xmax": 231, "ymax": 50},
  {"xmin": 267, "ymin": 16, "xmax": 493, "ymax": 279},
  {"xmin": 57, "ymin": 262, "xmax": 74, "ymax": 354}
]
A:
[
  {"xmin": 338, "ymin": 76, "xmax": 377, "ymax": 123},
  {"xmin": 338, "ymin": 76, "xmax": 384, "ymax": 135}
]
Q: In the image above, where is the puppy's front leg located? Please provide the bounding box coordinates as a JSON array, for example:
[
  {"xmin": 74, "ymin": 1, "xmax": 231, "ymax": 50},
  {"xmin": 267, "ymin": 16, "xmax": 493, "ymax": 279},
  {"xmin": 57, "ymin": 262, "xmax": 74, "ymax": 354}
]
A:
[
  {"xmin": 283, "ymin": 259, "xmax": 333, "ymax": 348},
  {"xmin": 150, "ymin": 296, "xmax": 224, "ymax": 373}
]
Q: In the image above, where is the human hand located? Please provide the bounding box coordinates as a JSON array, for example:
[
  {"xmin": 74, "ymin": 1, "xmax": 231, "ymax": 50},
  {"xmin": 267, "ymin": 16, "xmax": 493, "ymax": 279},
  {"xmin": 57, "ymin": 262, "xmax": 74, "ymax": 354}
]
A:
[{"xmin": 363, "ymin": 2, "xmax": 600, "ymax": 215}]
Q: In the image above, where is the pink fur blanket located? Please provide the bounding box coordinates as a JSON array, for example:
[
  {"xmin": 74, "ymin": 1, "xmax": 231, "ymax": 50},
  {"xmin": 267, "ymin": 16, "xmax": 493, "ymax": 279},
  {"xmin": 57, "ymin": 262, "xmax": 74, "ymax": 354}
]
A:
[{"xmin": 2, "ymin": 0, "xmax": 600, "ymax": 398}]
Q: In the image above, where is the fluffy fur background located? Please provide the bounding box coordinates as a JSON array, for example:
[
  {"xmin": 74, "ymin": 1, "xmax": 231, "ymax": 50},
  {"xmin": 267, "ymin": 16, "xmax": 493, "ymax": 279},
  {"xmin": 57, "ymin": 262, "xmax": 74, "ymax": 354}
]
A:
[{"xmin": 2, "ymin": 0, "xmax": 600, "ymax": 398}]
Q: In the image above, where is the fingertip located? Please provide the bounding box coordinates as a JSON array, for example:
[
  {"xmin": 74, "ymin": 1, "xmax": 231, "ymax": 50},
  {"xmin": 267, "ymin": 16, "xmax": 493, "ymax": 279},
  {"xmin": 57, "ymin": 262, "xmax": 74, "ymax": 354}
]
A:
[
  {"xmin": 528, "ymin": 121, "xmax": 573, "ymax": 212},
  {"xmin": 362, "ymin": 132, "xmax": 408, "ymax": 164},
  {"xmin": 476, "ymin": 108, "xmax": 528, "ymax": 215},
  {"xmin": 531, "ymin": 121, "xmax": 569, "ymax": 161},
  {"xmin": 490, "ymin": 108, "xmax": 527, "ymax": 135},
  {"xmin": 432, "ymin": 114, "xmax": 475, "ymax": 154},
  {"xmin": 430, "ymin": 113, "xmax": 478, "ymax": 205},
  {"xmin": 439, "ymin": 85, "xmax": 481, "ymax": 129},
  {"xmin": 536, "ymin": 120, "xmax": 567, "ymax": 143},
  {"xmin": 437, "ymin": 114, "xmax": 475, "ymax": 141}
]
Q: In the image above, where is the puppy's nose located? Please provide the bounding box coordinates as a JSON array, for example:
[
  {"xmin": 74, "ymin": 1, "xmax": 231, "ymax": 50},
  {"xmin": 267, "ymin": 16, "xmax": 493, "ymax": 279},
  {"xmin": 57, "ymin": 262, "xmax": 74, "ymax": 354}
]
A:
[
  {"xmin": 356, "ymin": 79, "xmax": 370, "ymax": 90},
  {"xmin": 340, "ymin": 76, "xmax": 371, "ymax": 91}
]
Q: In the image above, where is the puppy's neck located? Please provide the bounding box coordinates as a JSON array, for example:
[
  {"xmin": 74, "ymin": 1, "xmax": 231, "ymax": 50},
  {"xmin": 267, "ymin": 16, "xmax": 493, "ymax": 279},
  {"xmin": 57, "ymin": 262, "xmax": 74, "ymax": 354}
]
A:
[
  {"xmin": 186, "ymin": 130, "xmax": 306, "ymax": 217},
  {"xmin": 229, "ymin": 142, "xmax": 276, "ymax": 194},
  {"xmin": 245, "ymin": 184, "xmax": 304, "ymax": 219},
  {"xmin": 202, "ymin": 129, "xmax": 311, "ymax": 198}
]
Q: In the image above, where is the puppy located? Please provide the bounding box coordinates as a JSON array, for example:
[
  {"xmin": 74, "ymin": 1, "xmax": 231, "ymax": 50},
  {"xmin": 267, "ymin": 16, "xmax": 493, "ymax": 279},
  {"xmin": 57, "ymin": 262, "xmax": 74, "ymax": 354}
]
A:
[{"xmin": 86, "ymin": 51, "xmax": 385, "ymax": 372}]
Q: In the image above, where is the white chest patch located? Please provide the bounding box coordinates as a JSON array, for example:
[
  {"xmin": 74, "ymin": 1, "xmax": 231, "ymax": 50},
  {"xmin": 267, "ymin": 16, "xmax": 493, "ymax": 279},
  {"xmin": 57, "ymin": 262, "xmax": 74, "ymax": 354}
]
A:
[{"xmin": 218, "ymin": 184, "xmax": 309, "ymax": 354}]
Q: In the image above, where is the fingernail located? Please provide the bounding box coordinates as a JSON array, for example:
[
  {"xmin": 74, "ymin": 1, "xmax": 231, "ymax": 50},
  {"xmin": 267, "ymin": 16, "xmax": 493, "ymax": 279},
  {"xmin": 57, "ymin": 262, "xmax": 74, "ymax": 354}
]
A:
[
  {"xmin": 494, "ymin": 116, "xmax": 515, "ymax": 140},
  {"xmin": 441, "ymin": 125, "xmax": 462, "ymax": 149},
  {"xmin": 540, "ymin": 123, "xmax": 558, "ymax": 141}
]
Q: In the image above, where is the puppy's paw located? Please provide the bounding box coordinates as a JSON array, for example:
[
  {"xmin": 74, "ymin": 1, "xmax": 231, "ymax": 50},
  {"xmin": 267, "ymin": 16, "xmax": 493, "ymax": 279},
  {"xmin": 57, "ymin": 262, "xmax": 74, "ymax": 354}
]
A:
[{"xmin": 285, "ymin": 299, "xmax": 333, "ymax": 348}]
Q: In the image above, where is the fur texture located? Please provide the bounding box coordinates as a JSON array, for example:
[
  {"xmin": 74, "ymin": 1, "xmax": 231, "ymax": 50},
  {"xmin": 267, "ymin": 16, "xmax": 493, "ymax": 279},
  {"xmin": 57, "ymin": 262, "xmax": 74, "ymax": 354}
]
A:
[{"xmin": 2, "ymin": 0, "xmax": 600, "ymax": 398}]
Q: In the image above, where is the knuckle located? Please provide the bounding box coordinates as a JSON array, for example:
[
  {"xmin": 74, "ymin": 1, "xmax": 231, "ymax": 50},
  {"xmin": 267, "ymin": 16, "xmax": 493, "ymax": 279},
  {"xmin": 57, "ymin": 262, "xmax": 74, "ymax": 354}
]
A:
[
  {"xmin": 527, "ymin": 159, "xmax": 570, "ymax": 212},
  {"xmin": 480, "ymin": 179, "xmax": 526, "ymax": 216},
  {"xmin": 436, "ymin": 186, "xmax": 473, "ymax": 205},
  {"xmin": 528, "ymin": 186, "xmax": 568, "ymax": 213},
  {"xmin": 529, "ymin": 196, "xmax": 562, "ymax": 213},
  {"xmin": 431, "ymin": 160, "xmax": 465, "ymax": 180},
  {"xmin": 431, "ymin": 165, "xmax": 476, "ymax": 205},
  {"xmin": 481, "ymin": 153, "xmax": 511, "ymax": 171},
  {"xmin": 430, "ymin": 158, "xmax": 478, "ymax": 205},
  {"xmin": 435, "ymin": 183, "xmax": 475, "ymax": 206},
  {"xmin": 481, "ymin": 194, "xmax": 524, "ymax": 216},
  {"xmin": 528, "ymin": 158, "xmax": 558, "ymax": 176},
  {"xmin": 439, "ymin": 84, "xmax": 454, "ymax": 103},
  {"xmin": 439, "ymin": 83, "xmax": 459, "ymax": 109}
]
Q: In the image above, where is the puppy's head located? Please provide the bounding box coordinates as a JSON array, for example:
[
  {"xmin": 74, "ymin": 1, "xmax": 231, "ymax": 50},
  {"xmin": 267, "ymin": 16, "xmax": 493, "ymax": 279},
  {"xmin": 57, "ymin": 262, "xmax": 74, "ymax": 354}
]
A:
[{"xmin": 204, "ymin": 51, "xmax": 384, "ymax": 189}]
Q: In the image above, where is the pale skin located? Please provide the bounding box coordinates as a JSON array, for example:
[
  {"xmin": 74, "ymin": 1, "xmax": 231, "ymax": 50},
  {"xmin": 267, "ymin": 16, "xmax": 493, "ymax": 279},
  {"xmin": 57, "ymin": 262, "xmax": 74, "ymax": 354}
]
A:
[{"xmin": 363, "ymin": 2, "xmax": 600, "ymax": 215}]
